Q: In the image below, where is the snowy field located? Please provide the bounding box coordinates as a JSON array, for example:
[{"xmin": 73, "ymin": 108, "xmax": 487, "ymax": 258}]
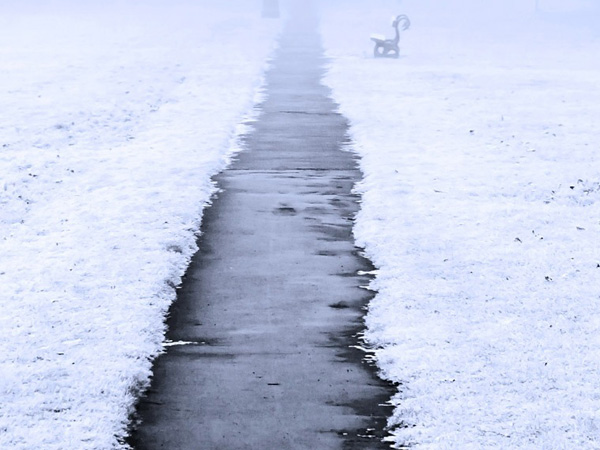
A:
[
  {"xmin": 320, "ymin": 0, "xmax": 600, "ymax": 448},
  {"xmin": 0, "ymin": 1, "xmax": 278, "ymax": 448}
]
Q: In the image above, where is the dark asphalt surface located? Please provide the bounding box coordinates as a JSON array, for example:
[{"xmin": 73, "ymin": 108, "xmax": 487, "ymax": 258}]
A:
[{"xmin": 128, "ymin": 3, "xmax": 395, "ymax": 449}]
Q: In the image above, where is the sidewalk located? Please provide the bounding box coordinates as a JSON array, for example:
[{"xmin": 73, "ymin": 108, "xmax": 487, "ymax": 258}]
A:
[{"xmin": 128, "ymin": 5, "xmax": 394, "ymax": 449}]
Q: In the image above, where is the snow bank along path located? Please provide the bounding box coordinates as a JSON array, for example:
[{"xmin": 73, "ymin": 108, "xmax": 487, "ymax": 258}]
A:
[
  {"xmin": 320, "ymin": 0, "xmax": 600, "ymax": 448},
  {"xmin": 0, "ymin": 1, "xmax": 279, "ymax": 448}
]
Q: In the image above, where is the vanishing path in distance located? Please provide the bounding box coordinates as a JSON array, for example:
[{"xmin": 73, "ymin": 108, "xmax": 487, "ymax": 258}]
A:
[{"xmin": 128, "ymin": 3, "xmax": 395, "ymax": 449}]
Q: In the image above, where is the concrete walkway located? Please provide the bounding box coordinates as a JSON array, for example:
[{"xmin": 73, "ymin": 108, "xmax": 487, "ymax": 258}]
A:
[{"xmin": 128, "ymin": 4, "xmax": 394, "ymax": 450}]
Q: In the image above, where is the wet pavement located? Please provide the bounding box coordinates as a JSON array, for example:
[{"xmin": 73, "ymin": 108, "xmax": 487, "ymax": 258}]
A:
[{"xmin": 128, "ymin": 3, "xmax": 395, "ymax": 449}]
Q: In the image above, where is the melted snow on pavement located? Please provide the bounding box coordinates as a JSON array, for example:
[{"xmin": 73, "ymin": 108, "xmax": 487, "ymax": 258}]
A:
[
  {"xmin": 321, "ymin": 0, "xmax": 600, "ymax": 448},
  {"xmin": 0, "ymin": 1, "xmax": 278, "ymax": 448}
]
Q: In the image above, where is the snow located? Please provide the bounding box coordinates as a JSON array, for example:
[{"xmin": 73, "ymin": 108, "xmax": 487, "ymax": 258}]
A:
[
  {"xmin": 320, "ymin": 0, "xmax": 600, "ymax": 448},
  {"xmin": 0, "ymin": 1, "xmax": 279, "ymax": 448},
  {"xmin": 5, "ymin": 0, "xmax": 600, "ymax": 447}
]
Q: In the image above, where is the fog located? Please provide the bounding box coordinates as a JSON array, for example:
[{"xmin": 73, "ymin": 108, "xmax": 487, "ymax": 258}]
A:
[
  {"xmin": 316, "ymin": 0, "xmax": 600, "ymax": 39},
  {"xmin": 3, "ymin": 0, "xmax": 599, "ymax": 42},
  {"xmin": 319, "ymin": 0, "xmax": 600, "ymax": 23},
  {"xmin": 313, "ymin": 0, "xmax": 600, "ymax": 74}
]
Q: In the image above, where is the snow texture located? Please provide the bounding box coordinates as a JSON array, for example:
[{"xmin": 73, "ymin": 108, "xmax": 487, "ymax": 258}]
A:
[
  {"xmin": 0, "ymin": 1, "xmax": 279, "ymax": 448},
  {"xmin": 320, "ymin": 0, "xmax": 600, "ymax": 448}
]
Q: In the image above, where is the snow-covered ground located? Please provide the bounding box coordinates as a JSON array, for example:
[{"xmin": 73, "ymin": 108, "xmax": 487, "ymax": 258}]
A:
[
  {"xmin": 0, "ymin": 1, "xmax": 278, "ymax": 448},
  {"xmin": 320, "ymin": 0, "xmax": 600, "ymax": 448}
]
